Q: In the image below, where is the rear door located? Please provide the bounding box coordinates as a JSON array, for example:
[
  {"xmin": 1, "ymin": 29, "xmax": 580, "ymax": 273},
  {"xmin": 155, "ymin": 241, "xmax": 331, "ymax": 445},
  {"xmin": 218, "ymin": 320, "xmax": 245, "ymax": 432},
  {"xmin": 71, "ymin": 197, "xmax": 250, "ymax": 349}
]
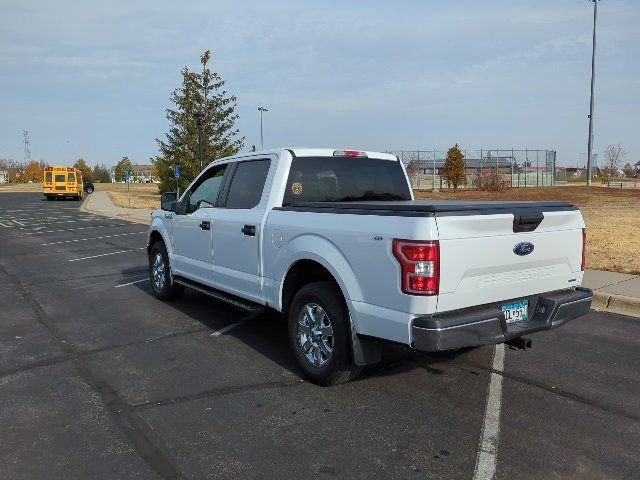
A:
[
  {"xmin": 435, "ymin": 205, "xmax": 585, "ymax": 313},
  {"xmin": 172, "ymin": 163, "xmax": 229, "ymax": 285},
  {"xmin": 213, "ymin": 157, "xmax": 273, "ymax": 302}
]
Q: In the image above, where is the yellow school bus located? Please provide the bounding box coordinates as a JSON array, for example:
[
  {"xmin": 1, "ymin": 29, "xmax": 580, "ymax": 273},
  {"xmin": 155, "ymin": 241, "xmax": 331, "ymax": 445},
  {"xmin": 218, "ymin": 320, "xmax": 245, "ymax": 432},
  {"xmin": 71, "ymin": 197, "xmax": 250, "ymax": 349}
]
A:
[{"xmin": 43, "ymin": 166, "xmax": 84, "ymax": 201}]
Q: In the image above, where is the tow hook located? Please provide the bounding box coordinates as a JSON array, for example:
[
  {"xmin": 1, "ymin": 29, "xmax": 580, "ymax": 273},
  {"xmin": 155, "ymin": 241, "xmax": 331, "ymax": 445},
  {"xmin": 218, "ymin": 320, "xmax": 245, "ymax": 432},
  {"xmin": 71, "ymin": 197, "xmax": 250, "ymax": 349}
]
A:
[{"xmin": 505, "ymin": 337, "xmax": 532, "ymax": 351}]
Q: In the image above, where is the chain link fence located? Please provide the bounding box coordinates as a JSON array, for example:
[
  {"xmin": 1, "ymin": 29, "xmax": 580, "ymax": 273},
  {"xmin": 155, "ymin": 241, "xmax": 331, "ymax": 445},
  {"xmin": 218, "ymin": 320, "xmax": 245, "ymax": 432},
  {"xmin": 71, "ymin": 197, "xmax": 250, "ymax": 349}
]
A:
[{"xmin": 388, "ymin": 149, "xmax": 556, "ymax": 189}]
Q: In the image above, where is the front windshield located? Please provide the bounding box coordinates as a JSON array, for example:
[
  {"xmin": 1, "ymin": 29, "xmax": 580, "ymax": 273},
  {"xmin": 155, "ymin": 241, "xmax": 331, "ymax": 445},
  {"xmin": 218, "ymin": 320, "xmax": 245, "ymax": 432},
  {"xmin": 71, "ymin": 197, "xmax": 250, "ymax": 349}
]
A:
[{"xmin": 283, "ymin": 156, "xmax": 411, "ymax": 205}]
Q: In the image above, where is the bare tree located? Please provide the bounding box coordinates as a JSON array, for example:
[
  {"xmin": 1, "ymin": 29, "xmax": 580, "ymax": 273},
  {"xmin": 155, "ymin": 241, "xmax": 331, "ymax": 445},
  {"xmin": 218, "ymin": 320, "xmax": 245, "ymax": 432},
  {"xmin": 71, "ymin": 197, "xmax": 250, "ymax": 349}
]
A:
[{"xmin": 604, "ymin": 144, "xmax": 626, "ymax": 174}]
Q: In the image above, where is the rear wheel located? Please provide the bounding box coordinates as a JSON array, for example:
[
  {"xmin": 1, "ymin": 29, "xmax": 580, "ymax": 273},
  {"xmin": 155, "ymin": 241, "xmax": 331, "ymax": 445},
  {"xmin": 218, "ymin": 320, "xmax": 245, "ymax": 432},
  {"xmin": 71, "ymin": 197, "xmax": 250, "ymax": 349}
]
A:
[
  {"xmin": 46, "ymin": 196, "xmax": 53, "ymax": 201},
  {"xmin": 288, "ymin": 281, "xmax": 361, "ymax": 386},
  {"xmin": 86, "ymin": 186, "xmax": 94, "ymax": 194},
  {"xmin": 149, "ymin": 240, "xmax": 184, "ymax": 300}
]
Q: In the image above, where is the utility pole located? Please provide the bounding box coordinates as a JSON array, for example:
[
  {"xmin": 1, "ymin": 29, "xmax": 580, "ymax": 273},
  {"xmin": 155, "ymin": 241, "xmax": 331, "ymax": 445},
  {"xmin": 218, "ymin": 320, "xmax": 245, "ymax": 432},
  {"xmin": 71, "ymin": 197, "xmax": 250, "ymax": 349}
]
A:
[
  {"xmin": 258, "ymin": 106, "xmax": 268, "ymax": 150},
  {"xmin": 586, "ymin": 0, "xmax": 599, "ymax": 186},
  {"xmin": 194, "ymin": 111, "xmax": 204, "ymax": 171}
]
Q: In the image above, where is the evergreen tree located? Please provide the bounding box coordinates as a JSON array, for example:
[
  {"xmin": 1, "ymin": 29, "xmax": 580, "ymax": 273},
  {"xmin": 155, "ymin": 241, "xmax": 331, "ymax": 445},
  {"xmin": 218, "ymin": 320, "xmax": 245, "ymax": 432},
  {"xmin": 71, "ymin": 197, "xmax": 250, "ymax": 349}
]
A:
[
  {"xmin": 153, "ymin": 50, "xmax": 244, "ymax": 193},
  {"xmin": 114, "ymin": 156, "xmax": 133, "ymax": 182},
  {"xmin": 100, "ymin": 169, "xmax": 111, "ymax": 183},
  {"xmin": 73, "ymin": 158, "xmax": 93, "ymax": 182},
  {"xmin": 442, "ymin": 144, "xmax": 466, "ymax": 191}
]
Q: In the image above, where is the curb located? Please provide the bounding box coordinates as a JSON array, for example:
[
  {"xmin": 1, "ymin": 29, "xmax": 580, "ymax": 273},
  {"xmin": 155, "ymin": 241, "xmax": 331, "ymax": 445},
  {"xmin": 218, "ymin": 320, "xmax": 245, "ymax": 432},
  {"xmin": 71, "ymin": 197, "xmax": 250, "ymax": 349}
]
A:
[
  {"xmin": 80, "ymin": 193, "xmax": 151, "ymax": 225},
  {"xmin": 592, "ymin": 291, "xmax": 640, "ymax": 318}
]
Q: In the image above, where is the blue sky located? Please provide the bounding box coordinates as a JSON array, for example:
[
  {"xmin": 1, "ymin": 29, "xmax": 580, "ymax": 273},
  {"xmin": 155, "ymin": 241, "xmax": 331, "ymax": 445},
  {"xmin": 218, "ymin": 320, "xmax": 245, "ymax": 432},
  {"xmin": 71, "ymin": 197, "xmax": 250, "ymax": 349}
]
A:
[{"xmin": 1, "ymin": 0, "xmax": 638, "ymax": 167}]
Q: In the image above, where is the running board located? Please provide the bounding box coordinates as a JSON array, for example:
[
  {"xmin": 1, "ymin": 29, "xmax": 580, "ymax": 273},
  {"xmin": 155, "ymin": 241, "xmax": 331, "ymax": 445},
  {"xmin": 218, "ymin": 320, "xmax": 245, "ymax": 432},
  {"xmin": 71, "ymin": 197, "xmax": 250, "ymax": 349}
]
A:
[{"xmin": 173, "ymin": 277, "xmax": 266, "ymax": 313}]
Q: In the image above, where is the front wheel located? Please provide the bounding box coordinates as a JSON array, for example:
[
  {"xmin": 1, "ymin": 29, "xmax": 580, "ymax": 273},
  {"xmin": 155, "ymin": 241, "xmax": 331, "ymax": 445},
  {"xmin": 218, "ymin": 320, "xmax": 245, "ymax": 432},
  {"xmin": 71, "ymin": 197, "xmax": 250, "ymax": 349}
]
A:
[
  {"xmin": 149, "ymin": 241, "xmax": 184, "ymax": 300},
  {"xmin": 288, "ymin": 281, "xmax": 361, "ymax": 386}
]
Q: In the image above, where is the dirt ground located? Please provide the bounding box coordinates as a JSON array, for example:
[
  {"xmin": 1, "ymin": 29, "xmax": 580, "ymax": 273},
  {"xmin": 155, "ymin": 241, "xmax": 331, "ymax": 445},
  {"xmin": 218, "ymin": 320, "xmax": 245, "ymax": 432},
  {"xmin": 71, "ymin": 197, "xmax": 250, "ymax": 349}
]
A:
[{"xmin": 415, "ymin": 186, "xmax": 640, "ymax": 274}]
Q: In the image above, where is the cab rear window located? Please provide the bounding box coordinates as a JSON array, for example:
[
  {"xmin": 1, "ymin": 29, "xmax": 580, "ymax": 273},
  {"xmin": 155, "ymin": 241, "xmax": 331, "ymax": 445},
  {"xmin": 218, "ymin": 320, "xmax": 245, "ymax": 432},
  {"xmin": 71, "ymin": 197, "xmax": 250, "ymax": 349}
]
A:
[{"xmin": 283, "ymin": 156, "xmax": 411, "ymax": 205}]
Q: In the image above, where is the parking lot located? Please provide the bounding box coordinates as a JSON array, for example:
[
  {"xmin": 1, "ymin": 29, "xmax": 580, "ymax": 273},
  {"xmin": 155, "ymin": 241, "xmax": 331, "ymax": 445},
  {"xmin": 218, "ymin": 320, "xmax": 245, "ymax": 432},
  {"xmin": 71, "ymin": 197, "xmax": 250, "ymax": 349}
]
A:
[{"xmin": 1, "ymin": 192, "xmax": 639, "ymax": 479}]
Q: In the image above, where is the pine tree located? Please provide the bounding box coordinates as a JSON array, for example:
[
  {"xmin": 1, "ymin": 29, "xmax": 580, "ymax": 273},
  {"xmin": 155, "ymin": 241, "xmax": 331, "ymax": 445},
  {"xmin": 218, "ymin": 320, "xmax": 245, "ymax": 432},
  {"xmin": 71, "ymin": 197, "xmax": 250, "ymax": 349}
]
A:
[
  {"xmin": 153, "ymin": 50, "xmax": 244, "ymax": 193},
  {"xmin": 114, "ymin": 156, "xmax": 133, "ymax": 182},
  {"xmin": 442, "ymin": 144, "xmax": 466, "ymax": 191}
]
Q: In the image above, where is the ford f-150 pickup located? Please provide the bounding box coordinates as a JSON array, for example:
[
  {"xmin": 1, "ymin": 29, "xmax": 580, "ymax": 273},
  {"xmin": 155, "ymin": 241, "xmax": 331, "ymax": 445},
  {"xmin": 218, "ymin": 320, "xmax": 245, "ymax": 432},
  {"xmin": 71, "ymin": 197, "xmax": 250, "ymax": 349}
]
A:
[{"xmin": 147, "ymin": 148, "xmax": 593, "ymax": 385}]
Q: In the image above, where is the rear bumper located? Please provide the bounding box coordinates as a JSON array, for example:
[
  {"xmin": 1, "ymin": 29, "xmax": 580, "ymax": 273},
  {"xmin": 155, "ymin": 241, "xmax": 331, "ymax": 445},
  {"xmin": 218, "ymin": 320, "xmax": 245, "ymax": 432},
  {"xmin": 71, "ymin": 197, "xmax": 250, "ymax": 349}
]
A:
[{"xmin": 411, "ymin": 287, "xmax": 592, "ymax": 352}]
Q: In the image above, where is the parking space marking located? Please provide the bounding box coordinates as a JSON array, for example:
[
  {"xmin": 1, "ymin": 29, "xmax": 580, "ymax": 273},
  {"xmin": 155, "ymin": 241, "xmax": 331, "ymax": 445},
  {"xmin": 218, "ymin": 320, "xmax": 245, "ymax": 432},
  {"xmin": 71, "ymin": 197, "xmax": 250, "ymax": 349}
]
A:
[
  {"xmin": 40, "ymin": 231, "xmax": 146, "ymax": 246},
  {"xmin": 23, "ymin": 224, "xmax": 130, "ymax": 235},
  {"xmin": 210, "ymin": 320, "xmax": 247, "ymax": 337},
  {"xmin": 0, "ymin": 222, "xmax": 11, "ymax": 228},
  {"xmin": 115, "ymin": 278, "xmax": 148, "ymax": 288},
  {"xmin": 473, "ymin": 344, "xmax": 505, "ymax": 480},
  {"xmin": 69, "ymin": 247, "xmax": 146, "ymax": 262},
  {"xmin": 12, "ymin": 219, "xmax": 27, "ymax": 226}
]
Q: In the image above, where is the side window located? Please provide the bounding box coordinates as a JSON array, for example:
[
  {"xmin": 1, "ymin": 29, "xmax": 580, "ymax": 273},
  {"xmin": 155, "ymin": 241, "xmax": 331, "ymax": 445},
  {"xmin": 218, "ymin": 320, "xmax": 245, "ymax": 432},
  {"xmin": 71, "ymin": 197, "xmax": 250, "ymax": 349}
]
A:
[
  {"xmin": 224, "ymin": 159, "xmax": 271, "ymax": 209},
  {"xmin": 188, "ymin": 164, "xmax": 227, "ymax": 211}
]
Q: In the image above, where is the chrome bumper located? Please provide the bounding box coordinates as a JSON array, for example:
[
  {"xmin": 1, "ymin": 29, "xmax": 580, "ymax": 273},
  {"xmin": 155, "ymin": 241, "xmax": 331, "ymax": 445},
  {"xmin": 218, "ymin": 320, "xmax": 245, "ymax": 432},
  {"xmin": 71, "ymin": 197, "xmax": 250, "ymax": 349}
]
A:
[{"xmin": 411, "ymin": 287, "xmax": 593, "ymax": 352}]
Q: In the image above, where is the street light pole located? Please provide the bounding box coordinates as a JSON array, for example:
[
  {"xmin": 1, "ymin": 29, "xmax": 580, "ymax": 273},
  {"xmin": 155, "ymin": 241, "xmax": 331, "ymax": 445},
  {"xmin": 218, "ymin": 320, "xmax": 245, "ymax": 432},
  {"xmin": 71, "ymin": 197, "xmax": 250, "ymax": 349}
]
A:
[
  {"xmin": 586, "ymin": 0, "xmax": 599, "ymax": 186},
  {"xmin": 193, "ymin": 110, "xmax": 204, "ymax": 171},
  {"xmin": 258, "ymin": 106, "xmax": 268, "ymax": 150}
]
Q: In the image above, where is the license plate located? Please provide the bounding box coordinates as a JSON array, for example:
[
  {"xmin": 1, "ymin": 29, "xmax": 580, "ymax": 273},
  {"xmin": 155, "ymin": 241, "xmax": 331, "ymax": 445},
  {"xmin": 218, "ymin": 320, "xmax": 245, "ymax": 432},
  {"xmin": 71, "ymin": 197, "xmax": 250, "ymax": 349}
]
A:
[{"xmin": 502, "ymin": 300, "xmax": 528, "ymax": 324}]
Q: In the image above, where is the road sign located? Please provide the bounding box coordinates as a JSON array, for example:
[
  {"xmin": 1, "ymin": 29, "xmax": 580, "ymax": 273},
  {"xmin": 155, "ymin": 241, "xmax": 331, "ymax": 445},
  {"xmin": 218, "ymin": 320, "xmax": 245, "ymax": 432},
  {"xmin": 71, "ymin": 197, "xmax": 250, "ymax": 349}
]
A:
[
  {"xmin": 174, "ymin": 165, "xmax": 181, "ymax": 178},
  {"xmin": 124, "ymin": 169, "xmax": 131, "ymax": 182}
]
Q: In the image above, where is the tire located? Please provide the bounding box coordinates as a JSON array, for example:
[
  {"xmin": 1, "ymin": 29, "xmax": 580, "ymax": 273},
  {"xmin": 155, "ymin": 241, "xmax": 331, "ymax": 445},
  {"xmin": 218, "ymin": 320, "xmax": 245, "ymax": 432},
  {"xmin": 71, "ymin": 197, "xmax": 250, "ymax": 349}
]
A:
[
  {"xmin": 288, "ymin": 281, "xmax": 362, "ymax": 386},
  {"xmin": 149, "ymin": 241, "xmax": 184, "ymax": 300},
  {"xmin": 46, "ymin": 196, "xmax": 53, "ymax": 201},
  {"xmin": 86, "ymin": 187, "xmax": 94, "ymax": 194}
]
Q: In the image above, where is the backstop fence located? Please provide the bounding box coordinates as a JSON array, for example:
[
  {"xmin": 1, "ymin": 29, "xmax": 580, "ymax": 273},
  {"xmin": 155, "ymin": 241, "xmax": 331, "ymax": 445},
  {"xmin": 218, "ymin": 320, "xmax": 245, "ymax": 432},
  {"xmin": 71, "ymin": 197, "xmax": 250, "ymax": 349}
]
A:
[{"xmin": 387, "ymin": 149, "xmax": 557, "ymax": 189}]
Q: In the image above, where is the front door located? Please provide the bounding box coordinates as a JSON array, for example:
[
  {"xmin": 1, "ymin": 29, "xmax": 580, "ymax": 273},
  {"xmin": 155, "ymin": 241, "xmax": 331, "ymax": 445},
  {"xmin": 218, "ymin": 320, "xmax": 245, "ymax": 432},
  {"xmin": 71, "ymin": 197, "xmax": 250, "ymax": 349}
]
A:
[{"xmin": 172, "ymin": 163, "xmax": 228, "ymax": 285}]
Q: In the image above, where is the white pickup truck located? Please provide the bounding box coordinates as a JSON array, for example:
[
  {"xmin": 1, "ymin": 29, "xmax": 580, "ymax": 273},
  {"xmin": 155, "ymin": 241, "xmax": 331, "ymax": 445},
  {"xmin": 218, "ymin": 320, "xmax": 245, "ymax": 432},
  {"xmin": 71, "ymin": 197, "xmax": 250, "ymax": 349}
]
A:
[{"xmin": 147, "ymin": 148, "xmax": 592, "ymax": 385}]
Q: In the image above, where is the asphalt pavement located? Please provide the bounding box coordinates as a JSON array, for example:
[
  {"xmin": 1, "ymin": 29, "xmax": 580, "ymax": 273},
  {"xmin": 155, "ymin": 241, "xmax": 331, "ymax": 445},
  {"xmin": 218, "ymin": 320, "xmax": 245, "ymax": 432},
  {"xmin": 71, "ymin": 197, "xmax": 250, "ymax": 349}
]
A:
[{"xmin": 0, "ymin": 192, "xmax": 638, "ymax": 480}]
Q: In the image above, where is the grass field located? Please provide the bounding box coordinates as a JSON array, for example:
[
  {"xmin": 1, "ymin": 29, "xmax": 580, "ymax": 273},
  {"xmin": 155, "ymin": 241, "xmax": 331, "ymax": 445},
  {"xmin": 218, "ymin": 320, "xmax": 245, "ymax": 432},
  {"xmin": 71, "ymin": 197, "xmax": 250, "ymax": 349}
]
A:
[
  {"xmin": 415, "ymin": 187, "xmax": 640, "ymax": 274},
  {"xmin": 95, "ymin": 182, "xmax": 160, "ymax": 210}
]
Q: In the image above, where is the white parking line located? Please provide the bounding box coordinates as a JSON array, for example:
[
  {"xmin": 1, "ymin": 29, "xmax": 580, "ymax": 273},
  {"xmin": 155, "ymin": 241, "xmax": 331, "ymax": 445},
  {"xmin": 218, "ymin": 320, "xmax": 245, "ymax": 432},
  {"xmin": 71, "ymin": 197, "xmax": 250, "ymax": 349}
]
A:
[
  {"xmin": 115, "ymin": 278, "xmax": 148, "ymax": 288},
  {"xmin": 68, "ymin": 247, "xmax": 145, "ymax": 262},
  {"xmin": 12, "ymin": 219, "xmax": 27, "ymax": 226},
  {"xmin": 40, "ymin": 231, "xmax": 145, "ymax": 246},
  {"xmin": 23, "ymin": 224, "xmax": 129, "ymax": 235},
  {"xmin": 472, "ymin": 344, "xmax": 505, "ymax": 480},
  {"xmin": 210, "ymin": 320, "xmax": 246, "ymax": 337},
  {"xmin": 0, "ymin": 222, "xmax": 11, "ymax": 228}
]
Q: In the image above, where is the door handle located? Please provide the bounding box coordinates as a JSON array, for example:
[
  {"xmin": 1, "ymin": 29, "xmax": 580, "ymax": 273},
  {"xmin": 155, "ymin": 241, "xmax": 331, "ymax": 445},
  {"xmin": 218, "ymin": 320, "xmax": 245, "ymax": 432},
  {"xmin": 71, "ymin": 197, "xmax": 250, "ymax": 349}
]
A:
[
  {"xmin": 199, "ymin": 221, "xmax": 211, "ymax": 230},
  {"xmin": 241, "ymin": 225, "xmax": 256, "ymax": 236}
]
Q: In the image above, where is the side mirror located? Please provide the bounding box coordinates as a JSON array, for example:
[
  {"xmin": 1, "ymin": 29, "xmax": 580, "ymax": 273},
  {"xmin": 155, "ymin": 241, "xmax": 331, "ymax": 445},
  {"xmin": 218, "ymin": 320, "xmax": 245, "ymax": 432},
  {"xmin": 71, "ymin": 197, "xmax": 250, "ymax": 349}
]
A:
[{"xmin": 161, "ymin": 192, "xmax": 177, "ymax": 212}]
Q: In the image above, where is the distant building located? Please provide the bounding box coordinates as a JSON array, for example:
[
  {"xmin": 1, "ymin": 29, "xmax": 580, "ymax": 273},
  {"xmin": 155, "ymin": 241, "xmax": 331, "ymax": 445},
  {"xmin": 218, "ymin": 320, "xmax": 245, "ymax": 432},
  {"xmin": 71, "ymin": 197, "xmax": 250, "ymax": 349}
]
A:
[
  {"xmin": 0, "ymin": 170, "xmax": 8, "ymax": 184},
  {"xmin": 131, "ymin": 164, "xmax": 157, "ymax": 183}
]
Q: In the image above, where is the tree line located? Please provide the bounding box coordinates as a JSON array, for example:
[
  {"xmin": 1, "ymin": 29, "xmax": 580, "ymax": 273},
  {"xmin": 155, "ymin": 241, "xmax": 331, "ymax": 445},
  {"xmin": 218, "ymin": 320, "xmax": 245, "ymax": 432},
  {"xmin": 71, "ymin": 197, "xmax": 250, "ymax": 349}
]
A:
[{"xmin": 0, "ymin": 156, "xmax": 148, "ymax": 184}]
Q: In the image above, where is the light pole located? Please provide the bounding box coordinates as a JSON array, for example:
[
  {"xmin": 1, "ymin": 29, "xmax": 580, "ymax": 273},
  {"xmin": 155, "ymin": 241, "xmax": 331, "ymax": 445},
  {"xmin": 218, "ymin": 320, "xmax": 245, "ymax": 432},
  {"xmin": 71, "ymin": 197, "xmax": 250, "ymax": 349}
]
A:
[
  {"xmin": 586, "ymin": 0, "xmax": 599, "ymax": 186},
  {"xmin": 258, "ymin": 106, "xmax": 268, "ymax": 150},
  {"xmin": 193, "ymin": 110, "xmax": 204, "ymax": 171}
]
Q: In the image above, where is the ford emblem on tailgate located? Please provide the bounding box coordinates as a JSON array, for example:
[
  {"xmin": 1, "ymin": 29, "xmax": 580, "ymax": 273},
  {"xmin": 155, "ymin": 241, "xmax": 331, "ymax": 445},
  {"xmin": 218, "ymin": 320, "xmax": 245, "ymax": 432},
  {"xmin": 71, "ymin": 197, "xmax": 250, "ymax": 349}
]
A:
[{"xmin": 513, "ymin": 242, "xmax": 534, "ymax": 256}]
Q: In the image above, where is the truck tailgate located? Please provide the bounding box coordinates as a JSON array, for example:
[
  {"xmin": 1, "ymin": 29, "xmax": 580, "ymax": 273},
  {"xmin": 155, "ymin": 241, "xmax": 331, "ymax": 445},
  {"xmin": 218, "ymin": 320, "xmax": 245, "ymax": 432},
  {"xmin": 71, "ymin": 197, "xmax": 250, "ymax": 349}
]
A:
[{"xmin": 436, "ymin": 207, "xmax": 585, "ymax": 313}]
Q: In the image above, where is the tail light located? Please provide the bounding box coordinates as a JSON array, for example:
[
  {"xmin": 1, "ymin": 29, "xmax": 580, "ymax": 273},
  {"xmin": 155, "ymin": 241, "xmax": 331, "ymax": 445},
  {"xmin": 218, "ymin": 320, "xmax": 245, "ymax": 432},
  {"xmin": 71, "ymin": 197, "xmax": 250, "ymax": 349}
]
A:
[
  {"xmin": 581, "ymin": 228, "xmax": 586, "ymax": 271},
  {"xmin": 392, "ymin": 239, "xmax": 439, "ymax": 295}
]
